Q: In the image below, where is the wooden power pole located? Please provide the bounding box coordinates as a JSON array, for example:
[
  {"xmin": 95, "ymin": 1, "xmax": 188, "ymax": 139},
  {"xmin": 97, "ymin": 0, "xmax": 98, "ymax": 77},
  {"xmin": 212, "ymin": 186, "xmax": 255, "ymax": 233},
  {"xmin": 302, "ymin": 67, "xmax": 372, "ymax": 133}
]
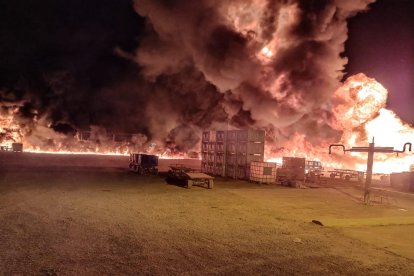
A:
[{"xmin": 329, "ymin": 138, "xmax": 412, "ymax": 204}]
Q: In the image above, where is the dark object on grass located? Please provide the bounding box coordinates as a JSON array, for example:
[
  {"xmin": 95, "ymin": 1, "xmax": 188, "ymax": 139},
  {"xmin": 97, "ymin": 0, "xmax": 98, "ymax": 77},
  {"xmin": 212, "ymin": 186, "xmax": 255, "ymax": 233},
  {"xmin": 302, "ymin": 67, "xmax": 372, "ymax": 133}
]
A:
[
  {"xmin": 129, "ymin": 153, "xmax": 159, "ymax": 175},
  {"xmin": 312, "ymin": 220, "xmax": 324, "ymax": 226}
]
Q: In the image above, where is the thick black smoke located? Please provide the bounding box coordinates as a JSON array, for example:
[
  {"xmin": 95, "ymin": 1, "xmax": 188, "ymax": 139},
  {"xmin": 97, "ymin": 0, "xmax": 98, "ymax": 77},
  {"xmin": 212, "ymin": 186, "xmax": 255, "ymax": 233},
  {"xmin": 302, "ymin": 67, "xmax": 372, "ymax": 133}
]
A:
[
  {"xmin": 0, "ymin": 0, "xmax": 375, "ymax": 153},
  {"xmin": 132, "ymin": 0, "xmax": 376, "ymax": 148}
]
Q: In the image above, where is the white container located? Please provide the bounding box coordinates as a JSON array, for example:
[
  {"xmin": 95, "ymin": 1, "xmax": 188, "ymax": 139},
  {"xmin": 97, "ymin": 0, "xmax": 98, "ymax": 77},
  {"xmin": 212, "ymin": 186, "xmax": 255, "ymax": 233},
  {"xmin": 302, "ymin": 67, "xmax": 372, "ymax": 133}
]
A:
[{"xmin": 250, "ymin": 161, "xmax": 278, "ymax": 184}]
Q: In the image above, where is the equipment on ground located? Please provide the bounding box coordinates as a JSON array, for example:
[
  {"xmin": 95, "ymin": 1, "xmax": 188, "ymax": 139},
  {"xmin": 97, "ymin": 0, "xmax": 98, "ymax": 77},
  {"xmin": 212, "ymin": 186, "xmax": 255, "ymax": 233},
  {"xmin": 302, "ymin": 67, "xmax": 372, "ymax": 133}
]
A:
[
  {"xmin": 328, "ymin": 169, "xmax": 364, "ymax": 182},
  {"xmin": 168, "ymin": 164, "xmax": 214, "ymax": 189},
  {"xmin": 249, "ymin": 161, "xmax": 278, "ymax": 184},
  {"xmin": 0, "ymin": 143, "xmax": 23, "ymax": 152},
  {"xmin": 305, "ymin": 160, "xmax": 323, "ymax": 182},
  {"xmin": 276, "ymin": 157, "xmax": 305, "ymax": 188},
  {"xmin": 129, "ymin": 153, "xmax": 158, "ymax": 175}
]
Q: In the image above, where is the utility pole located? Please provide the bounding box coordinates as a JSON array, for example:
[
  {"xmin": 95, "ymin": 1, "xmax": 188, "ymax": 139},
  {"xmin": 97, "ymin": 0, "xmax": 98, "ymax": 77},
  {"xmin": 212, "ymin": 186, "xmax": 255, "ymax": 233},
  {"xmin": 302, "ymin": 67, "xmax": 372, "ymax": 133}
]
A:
[{"xmin": 329, "ymin": 138, "xmax": 411, "ymax": 204}]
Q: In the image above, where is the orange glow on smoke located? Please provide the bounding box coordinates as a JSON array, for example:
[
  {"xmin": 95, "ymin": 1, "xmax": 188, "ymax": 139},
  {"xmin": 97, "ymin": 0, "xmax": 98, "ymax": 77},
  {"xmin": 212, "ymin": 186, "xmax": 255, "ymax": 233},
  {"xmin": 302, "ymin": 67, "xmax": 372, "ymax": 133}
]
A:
[
  {"xmin": 1, "ymin": 74, "xmax": 413, "ymax": 172},
  {"xmin": 260, "ymin": 46, "xmax": 273, "ymax": 58},
  {"xmin": 0, "ymin": 106, "xmax": 22, "ymax": 146},
  {"xmin": 265, "ymin": 73, "xmax": 414, "ymax": 174}
]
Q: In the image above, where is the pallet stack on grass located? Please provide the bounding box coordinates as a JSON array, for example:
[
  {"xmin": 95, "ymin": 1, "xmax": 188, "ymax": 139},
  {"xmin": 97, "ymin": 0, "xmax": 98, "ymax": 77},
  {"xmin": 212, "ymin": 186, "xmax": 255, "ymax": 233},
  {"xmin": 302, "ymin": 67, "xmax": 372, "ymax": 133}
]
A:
[{"xmin": 201, "ymin": 129, "xmax": 265, "ymax": 179}]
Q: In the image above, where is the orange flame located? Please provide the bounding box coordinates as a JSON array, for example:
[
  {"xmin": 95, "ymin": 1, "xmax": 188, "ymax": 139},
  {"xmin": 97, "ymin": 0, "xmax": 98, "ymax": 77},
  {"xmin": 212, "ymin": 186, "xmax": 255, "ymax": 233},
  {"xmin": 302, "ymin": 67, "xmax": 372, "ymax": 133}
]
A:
[
  {"xmin": 265, "ymin": 73, "xmax": 414, "ymax": 174},
  {"xmin": 1, "ymin": 74, "xmax": 413, "ymax": 172},
  {"xmin": 0, "ymin": 105, "xmax": 23, "ymax": 146}
]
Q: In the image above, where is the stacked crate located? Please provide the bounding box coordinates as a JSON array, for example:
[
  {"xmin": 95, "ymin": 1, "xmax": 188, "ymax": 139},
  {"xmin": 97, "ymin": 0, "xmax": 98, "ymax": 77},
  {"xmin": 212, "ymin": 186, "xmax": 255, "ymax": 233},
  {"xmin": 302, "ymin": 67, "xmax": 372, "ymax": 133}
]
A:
[
  {"xmin": 201, "ymin": 130, "xmax": 227, "ymax": 176},
  {"xmin": 202, "ymin": 129, "xmax": 265, "ymax": 179},
  {"xmin": 226, "ymin": 129, "xmax": 265, "ymax": 179},
  {"xmin": 214, "ymin": 131, "xmax": 227, "ymax": 176}
]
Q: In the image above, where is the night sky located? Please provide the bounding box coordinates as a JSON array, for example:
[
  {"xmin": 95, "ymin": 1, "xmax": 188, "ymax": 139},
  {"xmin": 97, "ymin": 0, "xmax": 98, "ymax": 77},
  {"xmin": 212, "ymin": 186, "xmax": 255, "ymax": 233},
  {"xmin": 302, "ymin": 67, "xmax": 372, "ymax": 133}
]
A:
[
  {"xmin": 346, "ymin": 0, "xmax": 414, "ymax": 124},
  {"xmin": 1, "ymin": 0, "xmax": 413, "ymax": 137},
  {"xmin": 0, "ymin": 0, "xmax": 146, "ymax": 133}
]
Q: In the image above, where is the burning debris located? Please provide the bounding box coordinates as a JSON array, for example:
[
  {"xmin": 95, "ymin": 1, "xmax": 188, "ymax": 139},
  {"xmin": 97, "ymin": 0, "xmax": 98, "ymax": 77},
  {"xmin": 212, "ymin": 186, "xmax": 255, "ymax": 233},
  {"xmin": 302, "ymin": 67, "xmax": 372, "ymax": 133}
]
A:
[{"xmin": 1, "ymin": 0, "xmax": 413, "ymax": 173}]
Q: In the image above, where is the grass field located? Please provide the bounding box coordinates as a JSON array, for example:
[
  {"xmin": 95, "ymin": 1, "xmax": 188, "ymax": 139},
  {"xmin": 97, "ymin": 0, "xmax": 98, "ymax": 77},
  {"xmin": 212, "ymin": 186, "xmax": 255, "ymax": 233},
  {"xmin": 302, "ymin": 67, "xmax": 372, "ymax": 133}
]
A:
[{"xmin": 1, "ymin": 153, "xmax": 414, "ymax": 275}]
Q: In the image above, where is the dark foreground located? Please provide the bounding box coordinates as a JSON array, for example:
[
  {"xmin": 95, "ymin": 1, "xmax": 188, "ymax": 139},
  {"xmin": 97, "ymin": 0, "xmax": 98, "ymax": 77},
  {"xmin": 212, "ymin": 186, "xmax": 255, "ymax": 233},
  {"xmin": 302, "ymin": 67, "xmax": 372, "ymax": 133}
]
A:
[{"xmin": 0, "ymin": 153, "xmax": 414, "ymax": 275}]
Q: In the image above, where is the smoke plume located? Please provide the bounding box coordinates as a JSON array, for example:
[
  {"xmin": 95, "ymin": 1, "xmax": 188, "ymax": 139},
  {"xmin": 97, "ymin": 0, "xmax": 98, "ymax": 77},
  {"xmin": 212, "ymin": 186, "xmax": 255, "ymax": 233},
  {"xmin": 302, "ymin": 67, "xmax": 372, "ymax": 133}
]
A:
[
  {"xmin": 0, "ymin": 0, "xmax": 377, "ymax": 156},
  {"xmin": 131, "ymin": 0, "xmax": 376, "ymax": 149}
]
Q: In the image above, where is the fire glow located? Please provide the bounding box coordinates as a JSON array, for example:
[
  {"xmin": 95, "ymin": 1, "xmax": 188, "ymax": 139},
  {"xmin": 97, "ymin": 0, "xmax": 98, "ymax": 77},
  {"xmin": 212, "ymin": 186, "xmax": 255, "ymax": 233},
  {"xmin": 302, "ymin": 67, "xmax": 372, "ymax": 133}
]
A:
[
  {"xmin": 1, "ymin": 0, "xmax": 412, "ymax": 173},
  {"xmin": 1, "ymin": 74, "xmax": 413, "ymax": 172},
  {"xmin": 267, "ymin": 74, "xmax": 414, "ymax": 174}
]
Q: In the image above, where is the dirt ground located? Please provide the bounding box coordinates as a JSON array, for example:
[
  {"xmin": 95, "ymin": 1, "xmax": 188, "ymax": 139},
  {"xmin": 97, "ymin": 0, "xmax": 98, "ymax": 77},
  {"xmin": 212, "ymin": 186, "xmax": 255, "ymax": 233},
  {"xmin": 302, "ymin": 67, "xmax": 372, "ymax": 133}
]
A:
[{"xmin": 1, "ymin": 153, "xmax": 414, "ymax": 275}]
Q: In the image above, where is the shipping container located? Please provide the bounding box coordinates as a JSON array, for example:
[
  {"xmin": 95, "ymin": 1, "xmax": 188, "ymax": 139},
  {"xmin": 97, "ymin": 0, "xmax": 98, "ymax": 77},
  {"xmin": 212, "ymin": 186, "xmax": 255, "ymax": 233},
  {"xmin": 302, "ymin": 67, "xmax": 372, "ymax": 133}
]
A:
[
  {"xmin": 250, "ymin": 161, "xmax": 278, "ymax": 184},
  {"xmin": 12, "ymin": 143, "xmax": 23, "ymax": 152}
]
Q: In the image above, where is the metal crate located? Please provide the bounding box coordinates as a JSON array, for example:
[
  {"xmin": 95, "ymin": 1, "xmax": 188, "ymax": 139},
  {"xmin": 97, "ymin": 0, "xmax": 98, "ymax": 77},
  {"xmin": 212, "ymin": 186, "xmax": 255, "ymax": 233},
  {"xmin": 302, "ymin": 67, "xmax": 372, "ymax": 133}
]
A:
[{"xmin": 250, "ymin": 162, "xmax": 278, "ymax": 184}]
